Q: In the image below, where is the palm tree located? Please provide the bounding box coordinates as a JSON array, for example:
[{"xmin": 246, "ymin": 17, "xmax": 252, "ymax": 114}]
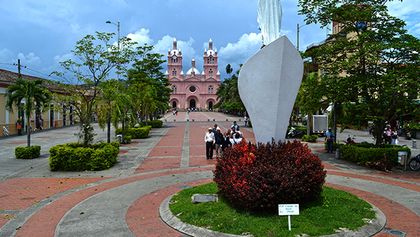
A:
[{"xmin": 6, "ymin": 78, "xmax": 51, "ymax": 147}]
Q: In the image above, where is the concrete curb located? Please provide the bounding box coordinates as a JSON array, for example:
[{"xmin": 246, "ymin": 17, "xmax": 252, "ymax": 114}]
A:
[
  {"xmin": 160, "ymin": 195, "xmax": 386, "ymax": 237},
  {"xmin": 160, "ymin": 195, "xmax": 253, "ymax": 237}
]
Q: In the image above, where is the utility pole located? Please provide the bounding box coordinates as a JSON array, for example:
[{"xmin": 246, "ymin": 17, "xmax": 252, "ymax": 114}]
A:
[
  {"xmin": 17, "ymin": 59, "xmax": 22, "ymax": 78},
  {"xmin": 297, "ymin": 23, "xmax": 300, "ymax": 52}
]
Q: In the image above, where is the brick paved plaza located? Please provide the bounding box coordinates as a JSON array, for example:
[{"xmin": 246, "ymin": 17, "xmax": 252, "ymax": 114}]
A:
[{"xmin": 0, "ymin": 112, "xmax": 419, "ymax": 237}]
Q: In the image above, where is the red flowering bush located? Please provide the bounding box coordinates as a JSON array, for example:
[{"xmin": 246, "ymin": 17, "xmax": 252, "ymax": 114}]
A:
[{"xmin": 214, "ymin": 140, "xmax": 326, "ymax": 213}]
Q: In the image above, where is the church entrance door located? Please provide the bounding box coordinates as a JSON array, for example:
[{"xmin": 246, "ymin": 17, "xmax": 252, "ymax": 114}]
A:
[
  {"xmin": 189, "ymin": 99, "xmax": 196, "ymax": 109},
  {"xmin": 172, "ymin": 101, "xmax": 177, "ymax": 109},
  {"xmin": 208, "ymin": 101, "xmax": 213, "ymax": 111}
]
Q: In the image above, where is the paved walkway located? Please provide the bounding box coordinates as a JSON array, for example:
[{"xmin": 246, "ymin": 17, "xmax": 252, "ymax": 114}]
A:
[{"xmin": 0, "ymin": 112, "xmax": 418, "ymax": 237}]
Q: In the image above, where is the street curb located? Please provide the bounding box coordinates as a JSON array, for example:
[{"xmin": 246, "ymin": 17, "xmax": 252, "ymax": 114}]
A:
[{"xmin": 160, "ymin": 194, "xmax": 386, "ymax": 237}]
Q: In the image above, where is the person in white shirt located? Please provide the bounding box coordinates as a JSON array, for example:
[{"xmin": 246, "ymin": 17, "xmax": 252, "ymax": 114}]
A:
[
  {"xmin": 204, "ymin": 127, "xmax": 215, "ymax": 159},
  {"xmin": 230, "ymin": 132, "xmax": 243, "ymax": 146}
]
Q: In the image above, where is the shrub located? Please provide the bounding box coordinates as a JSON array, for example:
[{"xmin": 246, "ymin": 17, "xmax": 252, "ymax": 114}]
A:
[
  {"xmin": 15, "ymin": 146, "xmax": 41, "ymax": 159},
  {"xmin": 141, "ymin": 120, "xmax": 163, "ymax": 128},
  {"xmin": 214, "ymin": 140, "xmax": 326, "ymax": 213},
  {"xmin": 123, "ymin": 135, "xmax": 132, "ymax": 144},
  {"xmin": 129, "ymin": 126, "xmax": 151, "ymax": 139},
  {"xmin": 115, "ymin": 126, "xmax": 151, "ymax": 139},
  {"xmin": 49, "ymin": 142, "xmax": 119, "ymax": 171},
  {"xmin": 339, "ymin": 143, "xmax": 411, "ymax": 171},
  {"xmin": 302, "ymin": 134, "xmax": 318, "ymax": 142}
]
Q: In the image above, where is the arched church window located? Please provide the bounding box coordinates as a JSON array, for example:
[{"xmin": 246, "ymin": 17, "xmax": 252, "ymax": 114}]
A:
[
  {"xmin": 172, "ymin": 85, "xmax": 177, "ymax": 93},
  {"xmin": 172, "ymin": 69, "xmax": 177, "ymax": 76},
  {"xmin": 208, "ymin": 85, "xmax": 214, "ymax": 94},
  {"xmin": 209, "ymin": 69, "xmax": 213, "ymax": 76}
]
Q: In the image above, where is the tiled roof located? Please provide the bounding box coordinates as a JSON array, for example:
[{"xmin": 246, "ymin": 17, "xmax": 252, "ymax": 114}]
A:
[{"xmin": 0, "ymin": 68, "xmax": 67, "ymax": 93}]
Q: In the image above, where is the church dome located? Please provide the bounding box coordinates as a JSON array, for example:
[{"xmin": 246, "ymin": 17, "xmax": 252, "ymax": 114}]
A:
[
  {"xmin": 186, "ymin": 59, "xmax": 200, "ymax": 75},
  {"xmin": 186, "ymin": 68, "xmax": 200, "ymax": 75}
]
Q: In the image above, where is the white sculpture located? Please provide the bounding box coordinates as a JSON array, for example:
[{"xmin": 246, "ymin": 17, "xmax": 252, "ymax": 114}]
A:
[
  {"xmin": 257, "ymin": 0, "xmax": 282, "ymax": 45},
  {"xmin": 239, "ymin": 0, "xmax": 303, "ymax": 144}
]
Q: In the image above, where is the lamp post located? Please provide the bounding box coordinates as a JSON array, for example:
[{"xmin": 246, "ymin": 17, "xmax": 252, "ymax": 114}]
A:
[
  {"xmin": 296, "ymin": 23, "xmax": 305, "ymax": 52},
  {"xmin": 105, "ymin": 20, "xmax": 120, "ymax": 143},
  {"xmin": 106, "ymin": 20, "xmax": 120, "ymax": 49}
]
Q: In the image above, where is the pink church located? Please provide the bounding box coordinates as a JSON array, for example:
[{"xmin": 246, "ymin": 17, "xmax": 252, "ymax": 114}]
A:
[{"xmin": 167, "ymin": 39, "xmax": 221, "ymax": 111}]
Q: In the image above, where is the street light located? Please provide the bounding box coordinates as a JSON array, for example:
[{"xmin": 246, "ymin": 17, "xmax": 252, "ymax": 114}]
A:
[
  {"xmin": 296, "ymin": 23, "xmax": 308, "ymax": 52},
  {"xmin": 106, "ymin": 20, "xmax": 120, "ymax": 50}
]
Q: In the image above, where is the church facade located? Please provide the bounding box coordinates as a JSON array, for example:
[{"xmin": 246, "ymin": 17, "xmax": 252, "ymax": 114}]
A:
[{"xmin": 167, "ymin": 39, "xmax": 221, "ymax": 111}]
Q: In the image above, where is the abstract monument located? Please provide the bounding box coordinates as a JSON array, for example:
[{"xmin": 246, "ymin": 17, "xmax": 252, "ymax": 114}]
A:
[{"xmin": 238, "ymin": 0, "xmax": 303, "ymax": 144}]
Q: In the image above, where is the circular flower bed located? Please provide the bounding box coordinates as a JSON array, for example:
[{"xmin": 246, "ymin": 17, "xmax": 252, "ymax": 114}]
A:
[{"xmin": 214, "ymin": 140, "xmax": 326, "ymax": 213}]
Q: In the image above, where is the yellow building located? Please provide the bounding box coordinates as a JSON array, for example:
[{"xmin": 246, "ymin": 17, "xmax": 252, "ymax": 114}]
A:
[{"xmin": 0, "ymin": 69, "xmax": 76, "ymax": 137}]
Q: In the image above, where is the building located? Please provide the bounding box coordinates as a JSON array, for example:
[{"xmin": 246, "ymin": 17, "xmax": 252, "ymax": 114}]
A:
[
  {"xmin": 0, "ymin": 69, "xmax": 75, "ymax": 137},
  {"xmin": 167, "ymin": 39, "xmax": 221, "ymax": 111}
]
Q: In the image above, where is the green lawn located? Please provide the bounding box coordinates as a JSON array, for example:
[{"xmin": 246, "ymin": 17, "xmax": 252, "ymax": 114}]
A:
[{"xmin": 169, "ymin": 183, "xmax": 375, "ymax": 237}]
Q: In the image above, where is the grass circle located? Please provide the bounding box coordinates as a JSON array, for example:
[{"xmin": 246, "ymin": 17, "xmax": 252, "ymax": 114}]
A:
[{"xmin": 169, "ymin": 183, "xmax": 375, "ymax": 237}]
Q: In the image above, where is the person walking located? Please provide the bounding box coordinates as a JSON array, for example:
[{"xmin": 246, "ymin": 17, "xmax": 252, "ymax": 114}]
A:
[
  {"xmin": 325, "ymin": 128, "xmax": 334, "ymax": 153},
  {"xmin": 204, "ymin": 127, "xmax": 215, "ymax": 159}
]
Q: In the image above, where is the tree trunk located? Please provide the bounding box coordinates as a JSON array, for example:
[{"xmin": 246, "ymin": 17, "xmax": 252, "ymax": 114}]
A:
[
  {"xmin": 26, "ymin": 114, "xmax": 31, "ymax": 147},
  {"xmin": 333, "ymin": 103, "xmax": 337, "ymax": 143},
  {"xmin": 107, "ymin": 112, "xmax": 111, "ymax": 143}
]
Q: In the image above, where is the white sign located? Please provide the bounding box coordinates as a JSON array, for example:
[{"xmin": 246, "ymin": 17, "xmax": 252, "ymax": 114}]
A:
[{"xmin": 278, "ymin": 204, "xmax": 299, "ymax": 216}]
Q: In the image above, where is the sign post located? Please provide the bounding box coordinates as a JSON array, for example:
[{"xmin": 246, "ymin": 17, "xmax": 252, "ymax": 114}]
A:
[{"xmin": 278, "ymin": 204, "xmax": 300, "ymax": 231}]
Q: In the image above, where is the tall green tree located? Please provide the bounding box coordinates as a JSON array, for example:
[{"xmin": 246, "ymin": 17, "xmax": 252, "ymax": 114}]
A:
[
  {"xmin": 6, "ymin": 78, "xmax": 51, "ymax": 147},
  {"xmin": 54, "ymin": 32, "xmax": 135, "ymax": 146},
  {"xmin": 127, "ymin": 44, "xmax": 170, "ymax": 121},
  {"xmin": 300, "ymin": 0, "xmax": 419, "ymax": 144},
  {"xmin": 215, "ymin": 65, "xmax": 246, "ymax": 114},
  {"xmin": 296, "ymin": 72, "xmax": 327, "ymax": 134},
  {"xmin": 97, "ymin": 79, "xmax": 121, "ymax": 143}
]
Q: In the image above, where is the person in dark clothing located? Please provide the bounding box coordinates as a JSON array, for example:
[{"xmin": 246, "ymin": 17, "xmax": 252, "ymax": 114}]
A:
[
  {"xmin": 222, "ymin": 130, "xmax": 232, "ymax": 151},
  {"xmin": 214, "ymin": 128, "xmax": 224, "ymax": 157}
]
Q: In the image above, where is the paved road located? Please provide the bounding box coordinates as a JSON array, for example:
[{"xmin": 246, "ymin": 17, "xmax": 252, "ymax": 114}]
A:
[{"xmin": 0, "ymin": 112, "xmax": 418, "ymax": 237}]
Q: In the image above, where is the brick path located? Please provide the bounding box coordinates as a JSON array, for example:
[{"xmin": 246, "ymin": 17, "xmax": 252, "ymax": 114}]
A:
[{"xmin": 0, "ymin": 112, "xmax": 418, "ymax": 237}]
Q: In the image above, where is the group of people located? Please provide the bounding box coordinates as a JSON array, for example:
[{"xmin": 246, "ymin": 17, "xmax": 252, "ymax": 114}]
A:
[
  {"xmin": 383, "ymin": 125, "xmax": 399, "ymax": 145},
  {"xmin": 204, "ymin": 121, "xmax": 244, "ymax": 160}
]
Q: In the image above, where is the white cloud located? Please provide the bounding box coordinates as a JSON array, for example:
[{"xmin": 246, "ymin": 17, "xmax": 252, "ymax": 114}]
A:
[
  {"xmin": 0, "ymin": 48, "xmax": 14, "ymax": 63},
  {"xmin": 154, "ymin": 35, "xmax": 197, "ymax": 70},
  {"xmin": 219, "ymin": 32, "xmax": 262, "ymax": 68},
  {"xmin": 388, "ymin": 0, "xmax": 420, "ymax": 20},
  {"xmin": 17, "ymin": 52, "xmax": 41, "ymax": 66},
  {"xmin": 126, "ymin": 28, "xmax": 153, "ymax": 46}
]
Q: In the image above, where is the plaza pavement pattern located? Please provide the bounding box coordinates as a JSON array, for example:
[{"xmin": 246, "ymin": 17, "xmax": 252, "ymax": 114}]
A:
[{"xmin": 0, "ymin": 112, "xmax": 418, "ymax": 237}]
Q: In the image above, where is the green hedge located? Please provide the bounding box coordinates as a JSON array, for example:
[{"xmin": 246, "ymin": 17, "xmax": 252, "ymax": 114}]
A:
[
  {"xmin": 339, "ymin": 143, "xmax": 411, "ymax": 171},
  {"xmin": 49, "ymin": 142, "xmax": 119, "ymax": 171},
  {"xmin": 115, "ymin": 126, "xmax": 151, "ymax": 139},
  {"xmin": 130, "ymin": 126, "xmax": 151, "ymax": 139},
  {"xmin": 141, "ymin": 120, "xmax": 163, "ymax": 128},
  {"xmin": 302, "ymin": 134, "xmax": 318, "ymax": 142},
  {"xmin": 15, "ymin": 146, "xmax": 41, "ymax": 159}
]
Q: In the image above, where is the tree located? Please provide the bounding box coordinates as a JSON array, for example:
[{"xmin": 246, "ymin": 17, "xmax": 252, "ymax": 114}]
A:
[
  {"xmin": 54, "ymin": 32, "xmax": 135, "ymax": 146},
  {"xmin": 6, "ymin": 78, "xmax": 51, "ymax": 147},
  {"xmin": 127, "ymin": 44, "xmax": 171, "ymax": 122},
  {"xmin": 215, "ymin": 65, "xmax": 246, "ymax": 114},
  {"xmin": 295, "ymin": 72, "xmax": 327, "ymax": 134},
  {"xmin": 300, "ymin": 0, "xmax": 419, "ymax": 144},
  {"xmin": 97, "ymin": 79, "xmax": 120, "ymax": 143}
]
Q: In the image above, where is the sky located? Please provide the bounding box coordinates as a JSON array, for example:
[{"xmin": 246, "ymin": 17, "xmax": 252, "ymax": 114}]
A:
[{"xmin": 0, "ymin": 0, "xmax": 419, "ymax": 81}]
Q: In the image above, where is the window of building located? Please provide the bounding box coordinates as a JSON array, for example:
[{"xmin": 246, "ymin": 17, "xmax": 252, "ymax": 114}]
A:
[
  {"xmin": 208, "ymin": 85, "xmax": 214, "ymax": 94},
  {"xmin": 209, "ymin": 69, "xmax": 213, "ymax": 76},
  {"xmin": 172, "ymin": 85, "xmax": 177, "ymax": 93},
  {"xmin": 207, "ymin": 56, "xmax": 215, "ymax": 64},
  {"xmin": 172, "ymin": 69, "xmax": 177, "ymax": 76},
  {"xmin": 189, "ymin": 85, "xmax": 196, "ymax": 93}
]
